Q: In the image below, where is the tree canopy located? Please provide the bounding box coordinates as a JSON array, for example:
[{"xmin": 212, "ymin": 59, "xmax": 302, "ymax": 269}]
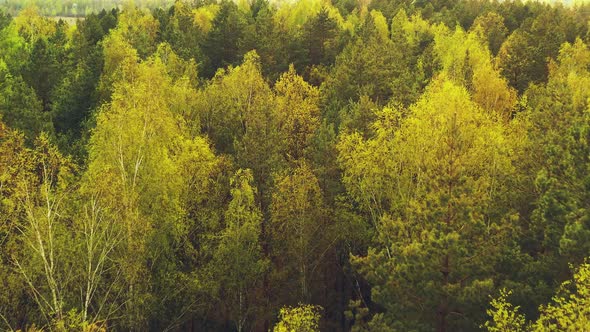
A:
[{"xmin": 1, "ymin": 0, "xmax": 590, "ymax": 331}]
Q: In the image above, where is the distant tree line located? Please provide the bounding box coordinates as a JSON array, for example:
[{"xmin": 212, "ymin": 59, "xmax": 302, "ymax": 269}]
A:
[{"xmin": 0, "ymin": 0, "xmax": 173, "ymax": 16}]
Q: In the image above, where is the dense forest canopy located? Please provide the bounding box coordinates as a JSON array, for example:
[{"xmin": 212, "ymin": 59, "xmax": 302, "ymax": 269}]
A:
[{"xmin": 1, "ymin": 0, "xmax": 590, "ymax": 331}]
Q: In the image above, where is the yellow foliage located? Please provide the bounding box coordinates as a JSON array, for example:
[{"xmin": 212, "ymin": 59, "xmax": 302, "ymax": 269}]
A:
[
  {"xmin": 192, "ymin": 4, "xmax": 220, "ymax": 34},
  {"xmin": 154, "ymin": 42, "xmax": 198, "ymax": 84},
  {"xmin": 484, "ymin": 289, "xmax": 526, "ymax": 332},
  {"xmin": 271, "ymin": 162, "xmax": 327, "ymax": 300},
  {"xmin": 273, "ymin": 304, "xmax": 322, "ymax": 332},
  {"xmin": 85, "ymin": 56, "xmax": 217, "ymax": 320},
  {"xmin": 392, "ymin": 10, "xmax": 433, "ymax": 49},
  {"xmin": 434, "ymin": 25, "xmax": 516, "ymax": 119},
  {"xmin": 534, "ymin": 262, "xmax": 590, "ymax": 331},
  {"xmin": 98, "ymin": 30, "xmax": 139, "ymax": 99},
  {"xmin": 274, "ymin": 0, "xmax": 343, "ymax": 30},
  {"xmin": 14, "ymin": 6, "xmax": 56, "ymax": 44},
  {"xmin": 550, "ymin": 38, "xmax": 590, "ymax": 110},
  {"xmin": 115, "ymin": 4, "xmax": 159, "ymax": 57},
  {"xmin": 274, "ymin": 65, "xmax": 321, "ymax": 160},
  {"xmin": 486, "ymin": 262, "xmax": 590, "ymax": 332},
  {"xmin": 370, "ymin": 10, "xmax": 388, "ymax": 40}
]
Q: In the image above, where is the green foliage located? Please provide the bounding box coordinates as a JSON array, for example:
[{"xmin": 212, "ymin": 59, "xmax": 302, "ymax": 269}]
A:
[
  {"xmin": 85, "ymin": 49, "xmax": 218, "ymax": 329},
  {"xmin": 322, "ymin": 18, "xmax": 391, "ymax": 108},
  {"xmin": 199, "ymin": 51, "xmax": 271, "ymax": 152},
  {"xmin": 202, "ymin": 0, "xmax": 247, "ymax": 78},
  {"xmin": 339, "ymin": 78, "xmax": 518, "ymax": 330},
  {"xmin": 156, "ymin": 0, "xmax": 206, "ymax": 64},
  {"xmin": 301, "ymin": 6, "xmax": 341, "ymax": 68},
  {"xmin": 497, "ymin": 29, "xmax": 537, "ymax": 93},
  {"xmin": 97, "ymin": 26, "xmax": 138, "ymax": 100},
  {"xmin": 0, "ymin": 120, "xmax": 34, "ymax": 327},
  {"xmin": 345, "ymin": 300, "xmax": 395, "ymax": 332},
  {"xmin": 271, "ymin": 162, "xmax": 329, "ymax": 302},
  {"xmin": 470, "ymin": 12, "xmax": 508, "ymax": 55},
  {"xmin": 13, "ymin": 6, "xmax": 55, "ymax": 44},
  {"xmin": 210, "ymin": 169, "xmax": 268, "ymax": 332},
  {"xmin": 509, "ymin": 40, "xmax": 590, "ymax": 317},
  {"xmin": 113, "ymin": 4, "xmax": 159, "ymax": 59},
  {"xmin": 192, "ymin": 4, "xmax": 220, "ymax": 34},
  {"xmin": 1, "ymin": 1, "xmax": 590, "ymax": 331},
  {"xmin": 238, "ymin": 0, "xmax": 289, "ymax": 79},
  {"xmin": 0, "ymin": 127, "xmax": 80, "ymax": 329},
  {"xmin": 198, "ymin": 50, "xmax": 284, "ymax": 201},
  {"xmin": 0, "ymin": 59, "xmax": 49, "ymax": 140},
  {"xmin": 322, "ymin": 11, "xmax": 422, "ymax": 128},
  {"xmin": 486, "ymin": 262, "xmax": 590, "ymax": 331},
  {"xmin": 0, "ymin": 18, "xmax": 28, "ymax": 71}
]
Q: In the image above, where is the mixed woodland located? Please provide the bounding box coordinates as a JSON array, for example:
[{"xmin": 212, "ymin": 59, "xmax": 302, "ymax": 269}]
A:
[
  {"xmin": 0, "ymin": 0, "xmax": 175, "ymax": 16},
  {"xmin": 1, "ymin": 0, "xmax": 590, "ymax": 331}
]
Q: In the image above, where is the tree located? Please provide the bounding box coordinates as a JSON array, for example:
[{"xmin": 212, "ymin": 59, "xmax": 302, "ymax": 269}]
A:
[
  {"xmin": 211, "ymin": 169, "xmax": 268, "ymax": 332},
  {"xmin": 274, "ymin": 65, "xmax": 321, "ymax": 161},
  {"xmin": 23, "ymin": 37, "xmax": 61, "ymax": 113},
  {"xmin": 497, "ymin": 29, "xmax": 536, "ymax": 93},
  {"xmin": 238, "ymin": 0, "xmax": 289, "ymax": 79},
  {"xmin": 202, "ymin": 0, "xmax": 246, "ymax": 78},
  {"xmin": 519, "ymin": 39, "xmax": 590, "ymax": 301},
  {"xmin": 389, "ymin": 9, "xmax": 439, "ymax": 106},
  {"xmin": 1, "ymin": 1, "xmax": 590, "ymax": 330},
  {"xmin": 301, "ymin": 6, "xmax": 339, "ymax": 67},
  {"xmin": 85, "ymin": 55, "xmax": 217, "ymax": 329},
  {"xmin": 0, "ymin": 16, "xmax": 28, "ymax": 73},
  {"xmin": 0, "ymin": 10, "xmax": 11, "ymax": 31},
  {"xmin": 322, "ymin": 12, "xmax": 418, "ymax": 127},
  {"xmin": 533, "ymin": 261, "xmax": 590, "ymax": 331},
  {"xmin": 51, "ymin": 60, "xmax": 101, "ymax": 159},
  {"xmin": 0, "ymin": 124, "xmax": 110, "ymax": 331},
  {"xmin": 497, "ymin": 6, "xmax": 571, "ymax": 94},
  {"xmin": 0, "ymin": 59, "xmax": 50, "ymax": 141},
  {"xmin": 198, "ymin": 51, "xmax": 280, "ymax": 192},
  {"xmin": 0, "ymin": 120, "xmax": 35, "ymax": 328},
  {"xmin": 13, "ymin": 6, "xmax": 55, "ymax": 45},
  {"xmin": 114, "ymin": 4, "xmax": 159, "ymax": 59},
  {"xmin": 339, "ymin": 78, "xmax": 518, "ymax": 331},
  {"xmin": 73, "ymin": 194, "xmax": 122, "ymax": 326},
  {"xmin": 96, "ymin": 27, "xmax": 139, "ymax": 101},
  {"xmin": 157, "ymin": 1, "xmax": 209, "ymax": 65},
  {"xmin": 10, "ymin": 133, "xmax": 76, "ymax": 328},
  {"xmin": 270, "ymin": 162, "xmax": 329, "ymax": 303},
  {"xmin": 434, "ymin": 25, "xmax": 516, "ymax": 119},
  {"xmin": 470, "ymin": 12, "xmax": 508, "ymax": 56},
  {"xmin": 52, "ymin": 12, "xmax": 107, "ymax": 153}
]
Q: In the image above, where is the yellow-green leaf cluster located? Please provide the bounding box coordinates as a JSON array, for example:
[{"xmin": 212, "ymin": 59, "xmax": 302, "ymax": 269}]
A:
[{"xmin": 273, "ymin": 304, "xmax": 322, "ymax": 332}]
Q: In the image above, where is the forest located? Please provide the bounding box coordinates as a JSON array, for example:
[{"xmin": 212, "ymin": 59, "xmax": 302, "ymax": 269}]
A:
[
  {"xmin": 0, "ymin": 0, "xmax": 175, "ymax": 16},
  {"xmin": 0, "ymin": 0, "xmax": 590, "ymax": 331}
]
